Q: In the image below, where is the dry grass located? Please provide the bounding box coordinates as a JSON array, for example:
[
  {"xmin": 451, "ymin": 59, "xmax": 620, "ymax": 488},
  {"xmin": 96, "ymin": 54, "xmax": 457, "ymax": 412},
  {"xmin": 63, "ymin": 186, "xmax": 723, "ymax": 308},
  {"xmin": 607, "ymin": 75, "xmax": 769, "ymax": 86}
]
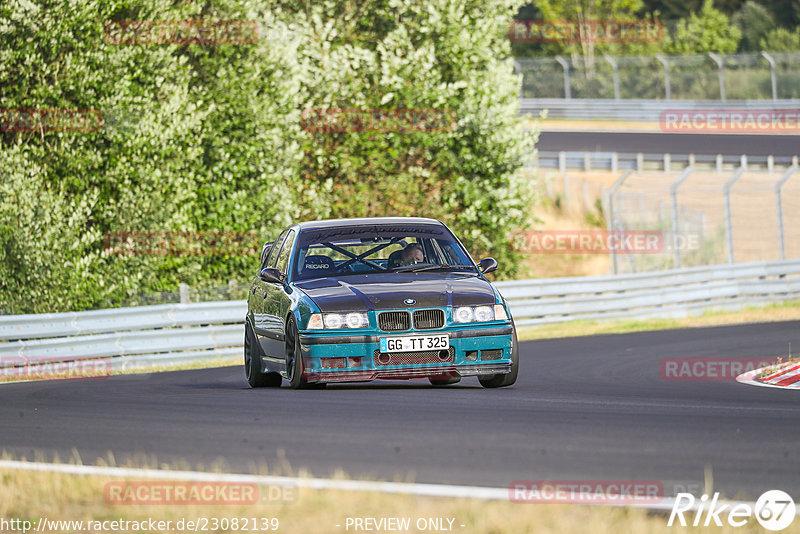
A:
[
  {"xmin": 1, "ymin": 454, "xmax": 790, "ymax": 534},
  {"xmin": 517, "ymin": 300, "xmax": 800, "ymax": 341}
]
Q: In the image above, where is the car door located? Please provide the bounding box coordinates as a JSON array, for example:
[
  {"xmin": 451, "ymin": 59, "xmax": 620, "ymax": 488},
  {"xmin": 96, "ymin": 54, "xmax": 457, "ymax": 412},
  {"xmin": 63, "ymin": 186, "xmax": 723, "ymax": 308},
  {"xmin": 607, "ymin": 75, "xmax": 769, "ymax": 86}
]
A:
[
  {"xmin": 261, "ymin": 228, "xmax": 296, "ymax": 363},
  {"xmin": 251, "ymin": 228, "xmax": 289, "ymax": 361}
]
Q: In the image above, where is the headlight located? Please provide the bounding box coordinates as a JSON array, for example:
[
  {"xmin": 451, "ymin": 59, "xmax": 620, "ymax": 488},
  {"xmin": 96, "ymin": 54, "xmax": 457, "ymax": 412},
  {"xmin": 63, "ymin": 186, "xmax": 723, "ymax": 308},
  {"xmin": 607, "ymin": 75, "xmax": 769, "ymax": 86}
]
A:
[
  {"xmin": 453, "ymin": 305, "xmax": 509, "ymax": 323},
  {"xmin": 345, "ymin": 312, "xmax": 369, "ymax": 328},
  {"xmin": 453, "ymin": 307, "xmax": 474, "ymax": 323},
  {"xmin": 474, "ymin": 306, "xmax": 493, "ymax": 321},
  {"xmin": 324, "ymin": 313, "xmax": 343, "ymax": 328},
  {"xmin": 307, "ymin": 312, "xmax": 368, "ymax": 329}
]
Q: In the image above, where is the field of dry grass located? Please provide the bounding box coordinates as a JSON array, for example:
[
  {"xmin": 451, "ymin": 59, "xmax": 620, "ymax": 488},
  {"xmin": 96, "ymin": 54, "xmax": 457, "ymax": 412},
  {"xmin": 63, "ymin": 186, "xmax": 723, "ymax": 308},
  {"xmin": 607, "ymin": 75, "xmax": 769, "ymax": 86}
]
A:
[{"xmin": 2, "ymin": 455, "xmax": 793, "ymax": 534}]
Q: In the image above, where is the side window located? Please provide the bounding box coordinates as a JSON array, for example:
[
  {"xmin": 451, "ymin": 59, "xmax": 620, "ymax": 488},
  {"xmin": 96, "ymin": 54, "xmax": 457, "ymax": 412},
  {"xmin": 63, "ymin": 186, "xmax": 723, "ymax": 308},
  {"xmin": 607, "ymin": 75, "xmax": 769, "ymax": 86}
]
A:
[
  {"xmin": 274, "ymin": 230, "xmax": 296, "ymax": 274},
  {"xmin": 267, "ymin": 229, "xmax": 289, "ymax": 268}
]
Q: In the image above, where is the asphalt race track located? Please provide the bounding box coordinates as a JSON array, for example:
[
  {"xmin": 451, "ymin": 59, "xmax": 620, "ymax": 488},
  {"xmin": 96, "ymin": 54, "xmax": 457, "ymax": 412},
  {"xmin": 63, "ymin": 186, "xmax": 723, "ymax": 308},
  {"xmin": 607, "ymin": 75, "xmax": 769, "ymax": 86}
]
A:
[
  {"xmin": 537, "ymin": 131, "xmax": 800, "ymax": 157},
  {"xmin": 2, "ymin": 321, "xmax": 800, "ymax": 501}
]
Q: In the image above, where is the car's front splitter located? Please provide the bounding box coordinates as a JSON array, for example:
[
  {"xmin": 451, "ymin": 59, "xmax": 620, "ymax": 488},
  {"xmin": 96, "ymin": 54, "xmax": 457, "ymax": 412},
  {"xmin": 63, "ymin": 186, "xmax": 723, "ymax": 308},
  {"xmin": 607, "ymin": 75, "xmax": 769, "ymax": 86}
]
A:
[{"xmin": 303, "ymin": 362, "xmax": 512, "ymax": 383}]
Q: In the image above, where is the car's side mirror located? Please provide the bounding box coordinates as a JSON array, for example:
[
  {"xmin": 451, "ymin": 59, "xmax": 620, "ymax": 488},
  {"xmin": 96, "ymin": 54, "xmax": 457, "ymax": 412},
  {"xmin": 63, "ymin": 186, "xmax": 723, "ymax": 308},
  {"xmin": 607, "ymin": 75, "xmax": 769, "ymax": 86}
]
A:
[
  {"xmin": 260, "ymin": 241, "xmax": 274, "ymax": 266},
  {"xmin": 478, "ymin": 257, "xmax": 498, "ymax": 274},
  {"xmin": 260, "ymin": 267, "xmax": 283, "ymax": 283}
]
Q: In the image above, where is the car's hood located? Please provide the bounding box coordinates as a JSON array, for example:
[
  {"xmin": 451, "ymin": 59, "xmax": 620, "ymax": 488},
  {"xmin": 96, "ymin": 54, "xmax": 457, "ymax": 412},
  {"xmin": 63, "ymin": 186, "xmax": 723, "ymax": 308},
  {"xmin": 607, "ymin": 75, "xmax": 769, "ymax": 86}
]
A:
[{"xmin": 293, "ymin": 273, "xmax": 496, "ymax": 312}]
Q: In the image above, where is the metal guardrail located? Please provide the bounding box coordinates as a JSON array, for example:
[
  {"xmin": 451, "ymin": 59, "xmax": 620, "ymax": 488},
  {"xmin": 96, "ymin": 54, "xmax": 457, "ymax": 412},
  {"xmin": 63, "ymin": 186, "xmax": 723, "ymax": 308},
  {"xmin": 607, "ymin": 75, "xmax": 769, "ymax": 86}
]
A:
[
  {"xmin": 0, "ymin": 301, "xmax": 247, "ymax": 372},
  {"xmin": 520, "ymin": 98, "xmax": 800, "ymax": 122},
  {"xmin": 1, "ymin": 260, "xmax": 799, "ymax": 372},
  {"xmin": 532, "ymin": 151, "xmax": 800, "ymax": 172},
  {"xmin": 495, "ymin": 259, "xmax": 800, "ymax": 326}
]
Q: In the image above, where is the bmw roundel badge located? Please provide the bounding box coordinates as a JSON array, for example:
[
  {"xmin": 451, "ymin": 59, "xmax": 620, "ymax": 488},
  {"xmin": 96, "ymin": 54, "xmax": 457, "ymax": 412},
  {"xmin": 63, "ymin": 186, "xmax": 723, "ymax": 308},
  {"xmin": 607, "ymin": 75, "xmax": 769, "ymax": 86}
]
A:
[{"xmin": 404, "ymin": 298, "xmax": 416, "ymax": 305}]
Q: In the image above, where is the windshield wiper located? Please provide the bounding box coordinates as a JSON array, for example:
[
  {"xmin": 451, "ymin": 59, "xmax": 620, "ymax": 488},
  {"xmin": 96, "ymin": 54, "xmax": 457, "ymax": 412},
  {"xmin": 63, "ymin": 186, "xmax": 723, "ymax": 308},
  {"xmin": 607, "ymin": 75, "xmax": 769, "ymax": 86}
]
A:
[{"xmin": 395, "ymin": 264, "xmax": 475, "ymax": 273}]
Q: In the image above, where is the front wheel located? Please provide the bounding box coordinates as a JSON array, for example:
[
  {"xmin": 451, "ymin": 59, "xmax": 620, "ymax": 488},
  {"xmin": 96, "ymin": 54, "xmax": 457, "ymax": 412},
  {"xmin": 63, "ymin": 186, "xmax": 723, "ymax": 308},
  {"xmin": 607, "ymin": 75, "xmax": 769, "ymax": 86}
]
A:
[
  {"xmin": 478, "ymin": 325, "xmax": 519, "ymax": 388},
  {"xmin": 245, "ymin": 322, "xmax": 282, "ymax": 388},
  {"xmin": 285, "ymin": 318, "xmax": 325, "ymax": 389}
]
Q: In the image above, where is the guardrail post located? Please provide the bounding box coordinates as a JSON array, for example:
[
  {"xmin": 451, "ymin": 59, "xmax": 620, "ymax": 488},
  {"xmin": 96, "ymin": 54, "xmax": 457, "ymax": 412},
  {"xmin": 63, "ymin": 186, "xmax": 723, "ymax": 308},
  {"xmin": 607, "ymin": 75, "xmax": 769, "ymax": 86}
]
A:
[
  {"xmin": 655, "ymin": 54, "xmax": 671, "ymax": 100},
  {"xmin": 607, "ymin": 169, "xmax": 634, "ymax": 274},
  {"xmin": 637, "ymin": 153, "xmax": 644, "ymax": 173},
  {"xmin": 768, "ymin": 155, "xmax": 774, "ymax": 173},
  {"xmin": 558, "ymin": 151, "xmax": 566, "ymax": 173},
  {"xmin": 179, "ymin": 283, "xmax": 190, "ymax": 304},
  {"xmin": 670, "ymin": 166, "xmax": 695, "ymax": 268},
  {"xmin": 582, "ymin": 179, "xmax": 590, "ymax": 212},
  {"xmin": 584, "ymin": 153, "xmax": 592, "ymax": 172},
  {"xmin": 664, "ymin": 153, "xmax": 671, "ymax": 173},
  {"xmin": 689, "ymin": 154, "xmax": 695, "ymax": 168},
  {"xmin": 761, "ymin": 52, "xmax": 778, "ymax": 101},
  {"xmin": 775, "ymin": 165, "xmax": 799, "ymax": 260},
  {"xmin": 723, "ymin": 167, "xmax": 746, "ymax": 264},
  {"xmin": 604, "ymin": 54, "xmax": 620, "ymax": 101},
  {"xmin": 716, "ymin": 154, "xmax": 723, "ymax": 173},
  {"xmin": 740, "ymin": 154, "xmax": 747, "ymax": 171},
  {"xmin": 611, "ymin": 152, "xmax": 619, "ymax": 173},
  {"xmin": 555, "ymin": 56, "xmax": 571, "ymax": 99},
  {"xmin": 709, "ymin": 53, "xmax": 726, "ymax": 102},
  {"xmin": 228, "ymin": 279, "xmax": 237, "ymax": 299}
]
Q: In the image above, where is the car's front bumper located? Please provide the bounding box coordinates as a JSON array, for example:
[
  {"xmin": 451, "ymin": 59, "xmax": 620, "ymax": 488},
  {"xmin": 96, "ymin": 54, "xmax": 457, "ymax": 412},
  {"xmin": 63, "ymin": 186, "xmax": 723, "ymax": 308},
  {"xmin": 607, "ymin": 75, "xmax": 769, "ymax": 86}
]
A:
[{"xmin": 297, "ymin": 324, "xmax": 513, "ymax": 383}]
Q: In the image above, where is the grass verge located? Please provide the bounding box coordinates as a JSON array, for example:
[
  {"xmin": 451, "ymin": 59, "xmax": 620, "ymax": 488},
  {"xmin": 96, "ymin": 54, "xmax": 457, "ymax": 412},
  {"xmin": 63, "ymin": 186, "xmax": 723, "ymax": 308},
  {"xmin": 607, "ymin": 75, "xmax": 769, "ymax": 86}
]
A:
[{"xmin": 1, "ymin": 455, "xmax": 790, "ymax": 534}]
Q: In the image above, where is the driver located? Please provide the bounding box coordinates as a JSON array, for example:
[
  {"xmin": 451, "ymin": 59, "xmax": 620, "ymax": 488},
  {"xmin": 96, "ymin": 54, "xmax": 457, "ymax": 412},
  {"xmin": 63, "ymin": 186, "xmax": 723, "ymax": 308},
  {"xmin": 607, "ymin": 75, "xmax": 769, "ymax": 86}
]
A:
[{"xmin": 400, "ymin": 243, "xmax": 424, "ymax": 266}]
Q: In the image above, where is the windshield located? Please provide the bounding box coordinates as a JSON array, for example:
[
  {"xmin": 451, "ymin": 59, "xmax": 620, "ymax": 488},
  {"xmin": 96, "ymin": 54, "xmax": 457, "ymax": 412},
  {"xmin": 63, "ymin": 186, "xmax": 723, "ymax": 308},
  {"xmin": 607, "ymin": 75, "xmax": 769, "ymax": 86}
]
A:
[{"xmin": 292, "ymin": 224, "xmax": 477, "ymax": 281}]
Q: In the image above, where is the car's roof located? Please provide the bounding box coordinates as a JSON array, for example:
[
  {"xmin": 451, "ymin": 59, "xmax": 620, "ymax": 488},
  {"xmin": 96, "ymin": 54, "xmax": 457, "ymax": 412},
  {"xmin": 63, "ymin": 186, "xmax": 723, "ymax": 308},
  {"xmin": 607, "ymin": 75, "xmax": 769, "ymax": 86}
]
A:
[{"xmin": 296, "ymin": 217, "xmax": 443, "ymax": 231}]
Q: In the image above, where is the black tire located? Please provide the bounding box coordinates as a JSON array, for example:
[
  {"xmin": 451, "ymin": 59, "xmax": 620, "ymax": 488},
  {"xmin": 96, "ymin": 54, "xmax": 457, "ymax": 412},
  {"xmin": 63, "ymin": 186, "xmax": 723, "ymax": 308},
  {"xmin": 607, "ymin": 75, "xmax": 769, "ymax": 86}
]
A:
[
  {"xmin": 286, "ymin": 317, "xmax": 325, "ymax": 389},
  {"xmin": 244, "ymin": 322, "xmax": 282, "ymax": 388},
  {"xmin": 478, "ymin": 324, "xmax": 519, "ymax": 388},
  {"xmin": 429, "ymin": 375, "xmax": 461, "ymax": 386}
]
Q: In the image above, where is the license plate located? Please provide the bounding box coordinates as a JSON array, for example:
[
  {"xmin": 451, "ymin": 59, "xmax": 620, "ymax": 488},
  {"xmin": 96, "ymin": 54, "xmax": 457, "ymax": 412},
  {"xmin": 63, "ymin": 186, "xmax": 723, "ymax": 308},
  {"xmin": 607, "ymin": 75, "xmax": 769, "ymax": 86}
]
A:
[{"xmin": 379, "ymin": 334, "xmax": 449, "ymax": 353}]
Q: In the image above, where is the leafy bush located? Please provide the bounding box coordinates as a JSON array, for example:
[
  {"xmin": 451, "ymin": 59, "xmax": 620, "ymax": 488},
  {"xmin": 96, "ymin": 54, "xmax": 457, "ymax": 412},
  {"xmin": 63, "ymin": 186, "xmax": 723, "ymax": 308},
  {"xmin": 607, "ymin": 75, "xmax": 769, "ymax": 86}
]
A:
[{"xmin": 0, "ymin": 0, "xmax": 534, "ymax": 313}]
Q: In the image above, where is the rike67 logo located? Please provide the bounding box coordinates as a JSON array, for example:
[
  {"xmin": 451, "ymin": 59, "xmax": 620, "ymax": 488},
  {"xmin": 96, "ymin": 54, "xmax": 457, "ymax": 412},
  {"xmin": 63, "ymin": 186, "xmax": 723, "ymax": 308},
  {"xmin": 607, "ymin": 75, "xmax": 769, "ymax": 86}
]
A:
[{"xmin": 669, "ymin": 490, "xmax": 796, "ymax": 531}]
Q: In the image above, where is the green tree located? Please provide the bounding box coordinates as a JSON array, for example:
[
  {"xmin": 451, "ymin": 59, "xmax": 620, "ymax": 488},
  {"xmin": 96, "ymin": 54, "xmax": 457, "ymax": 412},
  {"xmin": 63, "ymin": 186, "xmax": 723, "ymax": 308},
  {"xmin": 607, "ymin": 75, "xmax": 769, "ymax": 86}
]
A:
[
  {"xmin": 0, "ymin": 0, "xmax": 303, "ymax": 312},
  {"xmin": 666, "ymin": 0, "xmax": 742, "ymax": 53},
  {"xmin": 292, "ymin": 0, "xmax": 537, "ymax": 277},
  {"xmin": 760, "ymin": 26, "xmax": 800, "ymax": 49},
  {"xmin": 642, "ymin": 0, "xmax": 746, "ymax": 18},
  {"xmin": 531, "ymin": 0, "xmax": 661, "ymax": 59},
  {"xmin": 1, "ymin": 0, "xmax": 537, "ymax": 312},
  {"xmin": 732, "ymin": 1, "xmax": 777, "ymax": 50}
]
